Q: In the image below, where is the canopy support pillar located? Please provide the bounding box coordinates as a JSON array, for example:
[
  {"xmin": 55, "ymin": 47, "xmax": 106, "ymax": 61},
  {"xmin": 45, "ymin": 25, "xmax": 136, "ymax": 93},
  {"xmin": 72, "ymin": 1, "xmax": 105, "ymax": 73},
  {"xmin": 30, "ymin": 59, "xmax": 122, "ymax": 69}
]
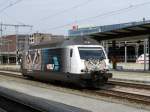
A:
[
  {"xmin": 112, "ymin": 40, "xmax": 117, "ymax": 69},
  {"xmin": 148, "ymin": 36, "xmax": 150, "ymax": 71}
]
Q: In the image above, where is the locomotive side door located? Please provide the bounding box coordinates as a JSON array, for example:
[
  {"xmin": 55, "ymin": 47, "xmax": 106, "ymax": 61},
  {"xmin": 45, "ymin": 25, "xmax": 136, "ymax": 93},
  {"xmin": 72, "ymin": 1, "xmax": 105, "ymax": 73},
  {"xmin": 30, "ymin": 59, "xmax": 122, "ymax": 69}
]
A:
[
  {"xmin": 69, "ymin": 47, "xmax": 81, "ymax": 74},
  {"xmin": 69, "ymin": 48, "xmax": 73, "ymax": 73}
]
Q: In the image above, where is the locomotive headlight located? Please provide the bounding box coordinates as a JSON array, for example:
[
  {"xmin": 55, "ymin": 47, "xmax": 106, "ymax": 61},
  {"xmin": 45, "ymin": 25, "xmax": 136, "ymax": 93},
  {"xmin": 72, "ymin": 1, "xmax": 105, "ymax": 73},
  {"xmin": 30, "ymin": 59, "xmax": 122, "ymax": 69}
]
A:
[
  {"xmin": 81, "ymin": 59, "xmax": 87, "ymax": 72},
  {"xmin": 81, "ymin": 69, "xmax": 87, "ymax": 72},
  {"xmin": 99, "ymin": 60, "xmax": 106, "ymax": 70}
]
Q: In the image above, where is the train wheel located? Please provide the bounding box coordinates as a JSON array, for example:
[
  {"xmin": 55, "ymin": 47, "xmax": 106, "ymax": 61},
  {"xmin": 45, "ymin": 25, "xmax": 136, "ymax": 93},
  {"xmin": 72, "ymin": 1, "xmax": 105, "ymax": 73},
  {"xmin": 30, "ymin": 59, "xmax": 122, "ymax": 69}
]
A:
[
  {"xmin": 22, "ymin": 74, "xmax": 34, "ymax": 80},
  {"xmin": 22, "ymin": 73, "xmax": 27, "ymax": 77},
  {"xmin": 103, "ymin": 78, "xmax": 108, "ymax": 83},
  {"xmin": 79, "ymin": 80, "xmax": 87, "ymax": 88}
]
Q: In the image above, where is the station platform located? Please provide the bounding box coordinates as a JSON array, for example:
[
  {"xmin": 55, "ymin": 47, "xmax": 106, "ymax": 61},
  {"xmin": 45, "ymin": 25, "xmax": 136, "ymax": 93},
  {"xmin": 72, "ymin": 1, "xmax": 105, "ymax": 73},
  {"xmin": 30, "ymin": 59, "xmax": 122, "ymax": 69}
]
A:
[
  {"xmin": 111, "ymin": 70, "xmax": 150, "ymax": 84},
  {"xmin": 110, "ymin": 62, "xmax": 149, "ymax": 71},
  {"xmin": 0, "ymin": 64, "xmax": 20, "ymax": 72},
  {"xmin": 0, "ymin": 86, "xmax": 89, "ymax": 112}
]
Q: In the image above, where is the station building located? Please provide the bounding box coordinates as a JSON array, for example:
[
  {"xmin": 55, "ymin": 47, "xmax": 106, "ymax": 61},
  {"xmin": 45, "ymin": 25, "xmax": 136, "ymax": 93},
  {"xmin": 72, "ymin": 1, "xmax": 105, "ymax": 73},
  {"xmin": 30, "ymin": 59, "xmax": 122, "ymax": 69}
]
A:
[{"xmin": 68, "ymin": 20, "xmax": 150, "ymax": 63}]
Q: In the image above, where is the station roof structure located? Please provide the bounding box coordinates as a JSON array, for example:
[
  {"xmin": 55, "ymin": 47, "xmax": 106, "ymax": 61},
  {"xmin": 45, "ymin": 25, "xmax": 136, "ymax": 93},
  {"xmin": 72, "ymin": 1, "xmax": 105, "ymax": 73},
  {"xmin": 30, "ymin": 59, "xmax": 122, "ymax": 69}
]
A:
[
  {"xmin": 88, "ymin": 22, "xmax": 150, "ymax": 71},
  {"xmin": 89, "ymin": 22, "xmax": 150, "ymax": 41}
]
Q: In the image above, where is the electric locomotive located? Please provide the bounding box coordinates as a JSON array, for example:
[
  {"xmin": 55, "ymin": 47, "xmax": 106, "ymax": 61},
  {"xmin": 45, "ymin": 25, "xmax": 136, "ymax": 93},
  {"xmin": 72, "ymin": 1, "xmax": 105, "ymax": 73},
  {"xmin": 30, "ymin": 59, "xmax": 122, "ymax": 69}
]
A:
[{"xmin": 21, "ymin": 37, "xmax": 112, "ymax": 88}]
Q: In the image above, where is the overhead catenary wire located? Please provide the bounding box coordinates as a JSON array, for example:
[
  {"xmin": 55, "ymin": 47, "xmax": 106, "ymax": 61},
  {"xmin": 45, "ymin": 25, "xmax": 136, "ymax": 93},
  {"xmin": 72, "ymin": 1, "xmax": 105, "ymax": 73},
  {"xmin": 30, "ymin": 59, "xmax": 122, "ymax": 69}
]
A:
[
  {"xmin": 46, "ymin": 1, "xmax": 150, "ymax": 31},
  {"xmin": 38, "ymin": 0, "xmax": 94, "ymax": 22},
  {"xmin": 3, "ymin": 12, "xmax": 26, "ymax": 25},
  {"xmin": 0, "ymin": 0, "xmax": 11, "ymax": 7},
  {"xmin": 0, "ymin": 0, "xmax": 32, "ymax": 38},
  {"xmin": 0, "ymin": 0, "xmax": 23, "ymax": 14}
]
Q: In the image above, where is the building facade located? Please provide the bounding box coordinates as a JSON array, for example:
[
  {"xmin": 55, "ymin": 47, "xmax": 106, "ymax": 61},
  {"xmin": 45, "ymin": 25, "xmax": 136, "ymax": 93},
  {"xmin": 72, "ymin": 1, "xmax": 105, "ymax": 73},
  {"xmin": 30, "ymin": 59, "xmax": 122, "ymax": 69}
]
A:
[
  {"xmin": 0, "ymin": 33, "xmax": 65, "ymax": 64},
  {"xmin": 0, "ymin": 34, "xmax": 29, "ymax": 64},
  {"xmin": 29, "ymin": 33, "xmax": 65, "ymax": 45}
]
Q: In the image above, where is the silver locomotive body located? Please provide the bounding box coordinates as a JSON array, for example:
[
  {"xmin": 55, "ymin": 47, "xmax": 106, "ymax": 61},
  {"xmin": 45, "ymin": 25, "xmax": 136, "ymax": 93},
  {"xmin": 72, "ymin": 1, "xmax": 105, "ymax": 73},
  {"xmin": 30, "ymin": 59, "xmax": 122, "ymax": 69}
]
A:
[{"xmin": 21, "ymin": 37, "xmax": 112, "ymax": 88}]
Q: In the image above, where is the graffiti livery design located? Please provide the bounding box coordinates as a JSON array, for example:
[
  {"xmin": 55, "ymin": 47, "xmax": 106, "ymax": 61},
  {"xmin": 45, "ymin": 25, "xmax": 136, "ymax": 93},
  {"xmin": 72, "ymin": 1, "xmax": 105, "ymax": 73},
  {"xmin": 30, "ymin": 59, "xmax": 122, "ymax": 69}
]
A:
[{"xmin": 24, "ymin": 50, "xmax": 41, "ymax": 71}]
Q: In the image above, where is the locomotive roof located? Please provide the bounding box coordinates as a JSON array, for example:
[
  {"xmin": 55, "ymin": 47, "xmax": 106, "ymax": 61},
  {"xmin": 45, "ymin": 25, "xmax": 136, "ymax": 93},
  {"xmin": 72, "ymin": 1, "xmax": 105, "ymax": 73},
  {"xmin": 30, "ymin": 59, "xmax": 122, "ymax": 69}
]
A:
[{"xmin": 30, "ymin": 37, "xmax": 100, "ymax": 49}]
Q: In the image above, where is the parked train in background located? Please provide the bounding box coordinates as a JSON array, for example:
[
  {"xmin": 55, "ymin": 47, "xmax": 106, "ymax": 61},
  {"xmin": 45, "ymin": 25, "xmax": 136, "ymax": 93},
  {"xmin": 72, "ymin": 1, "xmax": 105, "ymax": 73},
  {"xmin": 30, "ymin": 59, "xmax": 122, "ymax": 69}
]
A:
[
  {"xmin": 136, "ymin": 54, "xmax": 149, "ymax": 64},
  {"xmin": 21, "ymin": 37, "xmax": 112, "ymax": 88}
]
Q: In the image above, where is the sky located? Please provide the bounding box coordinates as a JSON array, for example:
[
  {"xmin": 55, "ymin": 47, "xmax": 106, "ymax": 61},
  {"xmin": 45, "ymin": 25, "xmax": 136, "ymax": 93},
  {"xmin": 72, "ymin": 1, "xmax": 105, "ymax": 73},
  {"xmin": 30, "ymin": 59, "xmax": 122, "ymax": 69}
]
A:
[{"xmin": 0, "ymin": 0, "xmax": 150, "ymax": 35}]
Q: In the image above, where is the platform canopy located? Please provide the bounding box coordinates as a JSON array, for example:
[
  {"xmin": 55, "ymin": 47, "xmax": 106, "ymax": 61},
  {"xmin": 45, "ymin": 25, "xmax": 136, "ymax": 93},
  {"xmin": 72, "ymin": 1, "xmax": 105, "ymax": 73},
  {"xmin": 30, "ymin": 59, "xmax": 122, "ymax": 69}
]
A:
[{"xmin": 89, "ymin": 22, "xmax": 150, "ymax": 41}]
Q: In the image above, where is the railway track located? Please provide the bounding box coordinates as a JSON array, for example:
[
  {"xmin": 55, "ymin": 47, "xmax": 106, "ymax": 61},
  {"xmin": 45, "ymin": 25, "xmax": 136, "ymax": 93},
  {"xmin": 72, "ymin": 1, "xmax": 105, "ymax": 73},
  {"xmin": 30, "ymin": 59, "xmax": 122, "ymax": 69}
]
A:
[
  {"xmin": 0, "ymin": 70, "xmax": 23, "ymax": 78},
  {"xmin": 0, "ymin": 70, "xmax": 150, "ymax": 106},
  {"xmin": 94, "ymin": 79, "xmax": 150, "ymax": 105},
  {"xmin": 108, "ymin": 79, "xmax": 150, "ymax": 90},
  {"xmin": 90, "ymin": 79, "xmax": 150, "ymax": 105},
  {"xmin": 91, "ymin": 87, "xmax": 150, "ymax": 105}
]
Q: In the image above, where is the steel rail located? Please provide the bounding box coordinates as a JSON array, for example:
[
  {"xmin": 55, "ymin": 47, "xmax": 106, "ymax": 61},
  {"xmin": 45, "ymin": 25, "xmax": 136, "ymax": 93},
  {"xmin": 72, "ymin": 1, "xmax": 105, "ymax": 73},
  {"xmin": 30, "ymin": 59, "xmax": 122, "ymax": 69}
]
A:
[
  {"xmin": 108, "ymin": 79, "xmax": 150, "ymax": 90},
  {"xmin": 92, "ymin": 89, "xmax": 150, "ymax": 105}
]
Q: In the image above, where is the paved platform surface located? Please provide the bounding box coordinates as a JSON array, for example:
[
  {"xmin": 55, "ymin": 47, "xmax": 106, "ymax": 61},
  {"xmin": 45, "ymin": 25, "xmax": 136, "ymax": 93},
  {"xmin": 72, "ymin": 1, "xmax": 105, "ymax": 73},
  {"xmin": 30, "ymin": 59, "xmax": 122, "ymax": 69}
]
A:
[
  {"xmin": 0, "ymin": 108, "xmax": 6, "ymax": 112},
  {"xmin": 111, "ymin": 70, "xmax": 150, "ymax": 83},
  {"xmin": 0, "ymin": 65, "xmax": 20, "ymax": 72},
  {"xmin": 0, "ymin": 75, "xmax": 149, "ymax": 112},
  {"xmin": 110, "ymin": 62, "xmax": 149, "ymax": 71},
  {"xmin": 0, "ymin": 86, "xmax": 89, "ymax": 112}
]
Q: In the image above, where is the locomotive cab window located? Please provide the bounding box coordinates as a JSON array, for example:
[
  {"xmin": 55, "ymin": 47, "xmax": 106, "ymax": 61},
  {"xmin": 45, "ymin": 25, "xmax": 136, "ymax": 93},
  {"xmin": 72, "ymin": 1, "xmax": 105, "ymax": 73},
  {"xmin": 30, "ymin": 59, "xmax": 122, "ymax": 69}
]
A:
[
  {"xmin": 52, "ymin": 56, "xmax": 60, "ymax": 71},
  {"xmin": 78, "ymin": 47, "xmax": 106, "ymax": 60},
  {"xmin": 42, "ymin": 49, "xmax": 61, "ymax": 71}
]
